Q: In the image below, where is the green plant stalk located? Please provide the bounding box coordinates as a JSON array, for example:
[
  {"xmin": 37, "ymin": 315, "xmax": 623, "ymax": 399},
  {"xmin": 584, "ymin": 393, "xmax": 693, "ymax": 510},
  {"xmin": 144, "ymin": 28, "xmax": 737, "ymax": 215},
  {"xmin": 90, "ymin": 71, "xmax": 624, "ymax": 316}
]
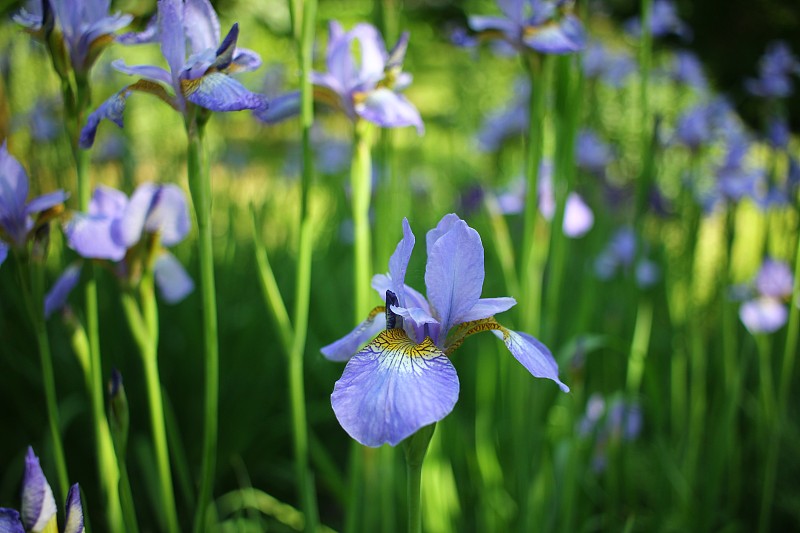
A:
[
  {"xmin": 759, "ymin": 222, "xmax": 800, "ymax": 533},
  {"xmin": 187, "ymin": 120, "xmax": 220, "ymax": 533},
  {"xmin": 636, "ymin": 0, "xmax": 653, "ymax": 220},
  {"xmin": 25, "ymin": 259, "xmax": 69, "ymax": 503},
  {"xmin": 352, "ymin": 120, "xmax": 375, "ymax": 321},
  {"xmin": 626, "ymin": 297, "xmax": 653, "ymax": 395},
  {"xmin": 520, "ymin": 54, "xmax": 547, "ymax": 335},
  {"xmin": 403, "ymin": 425, "xmax": 435, "ymax": 533},
  {"xmin": 119, "ymin": 279, "xmax": 180, "ymax": 533}
]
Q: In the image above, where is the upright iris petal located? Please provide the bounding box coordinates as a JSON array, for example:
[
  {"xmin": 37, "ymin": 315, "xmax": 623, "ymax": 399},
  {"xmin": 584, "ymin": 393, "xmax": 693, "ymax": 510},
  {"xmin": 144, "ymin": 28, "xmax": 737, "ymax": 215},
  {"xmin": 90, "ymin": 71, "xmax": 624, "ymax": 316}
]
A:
[
  {"xmin": 63, "ymin": 484, "xmax": 84, "ymax": 533},
  {"xmin": 21, "ymin": 448, "xmax": 57, "ymax": 533}
]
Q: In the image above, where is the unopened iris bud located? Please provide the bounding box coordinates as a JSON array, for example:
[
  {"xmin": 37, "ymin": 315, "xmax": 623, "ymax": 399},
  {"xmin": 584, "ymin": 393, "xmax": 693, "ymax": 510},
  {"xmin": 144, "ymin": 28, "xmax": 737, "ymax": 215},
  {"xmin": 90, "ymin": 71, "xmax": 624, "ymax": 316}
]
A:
[{"xmin": 108, "ymin": 369, "xmax": 129, "ymax": 453}]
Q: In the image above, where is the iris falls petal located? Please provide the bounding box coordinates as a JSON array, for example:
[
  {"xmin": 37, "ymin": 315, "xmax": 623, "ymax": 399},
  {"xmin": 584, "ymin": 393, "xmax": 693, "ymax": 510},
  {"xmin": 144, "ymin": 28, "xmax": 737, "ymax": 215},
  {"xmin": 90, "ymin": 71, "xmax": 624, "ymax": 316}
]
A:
[
  {"xmin": 331, "ymin": 329, "xmax": 459, "ymax": 447},
  {"xmin": 154, "ymin": 252, "xmax": 194, "ymax": 303},
  {"xmin": 183, "ymin": 73, "xmax": 268, "ymax": 112},
  {"xmin": 321, "ymin": 306, "xmax": 387, "ymax": 362},
  {"xmin": 0, "ymin": 509, "xmax": 25, "ymax": 533}
]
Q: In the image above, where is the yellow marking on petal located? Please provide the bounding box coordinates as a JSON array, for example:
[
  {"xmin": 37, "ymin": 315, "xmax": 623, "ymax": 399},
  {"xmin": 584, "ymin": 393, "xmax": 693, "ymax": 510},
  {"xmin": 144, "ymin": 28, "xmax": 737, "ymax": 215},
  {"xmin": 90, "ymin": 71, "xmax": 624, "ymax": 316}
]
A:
[
  {"xmin": 33, "ymin": 204, "xmax": 65, "ymax": 231},
  {"xmin": 41, "ymin": 515, "xmax": 58, "ymax": 533},
  {"xmin": 85, "ymin": 33, "xmax": 114, "ymax": 68},
  {"xmin": 370, "ymin": 329, "xmax": 443, "ymax": 360},
  {"xmin": 522, "ymin": 20, "xmax": 560, "ymax": 40},
  {"xmin": 313, "ymin": 86, "xmax": 346, "ymax": 113},
  {"xmin": 444, "ymin": 317, "xmax": 508, "ymax": 356},
  {"xmin": 180, "ymin": 77, "xmax": 202, "ymax": 97},
  {"xmin": 128, "ymin": 79, "xmax": 180, "ymax": 111}
]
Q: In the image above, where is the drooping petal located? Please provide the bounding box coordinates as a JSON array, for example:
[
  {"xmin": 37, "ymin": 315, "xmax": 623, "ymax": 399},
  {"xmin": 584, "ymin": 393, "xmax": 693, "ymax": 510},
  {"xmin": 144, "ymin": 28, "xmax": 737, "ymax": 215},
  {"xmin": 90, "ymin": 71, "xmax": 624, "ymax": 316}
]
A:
[
  {"xmin": 111, "ymin": 59, "xmax": 173, "ymax": 85},
  {"xmin": 740, "ymin": 298, "xmax": 788, "ymax": 334},
  {"xmin": 356, "ymin": 88, "xmax": 424, "ymax": 134},
  {"xmin": 63, "ymin": 484, "xmax": 84, "ymax": 533},
  {"xmin": 321, "ymin": 306, "xmax": 387, "ymax": 362},
  {"xmin": 254, "ymin": 91, "xmax": 300, "ymax": 123},
  {"xmin": 79, "ymin": 89, "xmax": 130, "ymax": 149},
  {"xmin": 492, "ymin": 328, "xmax": 569, "ymax": 392},
  {"xmin": 183, "ymin": 0, "xmax": 220, "ymax": 55},
  {"xmin": 425, "ymin": 216, "xmax": 485, "ymax": 335},
  {"xmin": 457, "ymin": 297, "xmax": 516, "ymax": 322},
  {"xmin": 183, "ymin": 72, "xmax": 268, "ymax": 111},
  {"xmin": 25, "ymin": 190, "xmax": 68, "ymax": 216},
  {"xmin": 45, "ymin": 263, "xmax": 82, "ymax": 318},
  {"xmin": 21, "ymin": 448, "xmax": 57, "ymax": 533},
  {"xmin": 523, "ymin": 15, "xmax": 586, "ymax": 54},
  {"xmin": 154, "ymin": 252, "xmax": 194, "ymax": 303},
  {"xmin": 230, "ymin": 48, "xmax": 262, "ymax": 73},
  {"xmin": 0, "ymin": 508, "xmax": 25, "ymax": 533},
  {"xmin": 117, "ymin": 14, "xmax": 158, "ymax": 44},
  {"xmin": 331, "ymin": 328, "xmax": 460, "ymax": 447},
  {"xmin": 65, "ymin": 213, "xmax": 127, "ymax": 261},
  {"xmin": 468, "ymin": 15, "xmax": 519, "ymax": 35},
  {"xmin": 0, "ymin": 141, "xmax": 29, "ymax": 221}
]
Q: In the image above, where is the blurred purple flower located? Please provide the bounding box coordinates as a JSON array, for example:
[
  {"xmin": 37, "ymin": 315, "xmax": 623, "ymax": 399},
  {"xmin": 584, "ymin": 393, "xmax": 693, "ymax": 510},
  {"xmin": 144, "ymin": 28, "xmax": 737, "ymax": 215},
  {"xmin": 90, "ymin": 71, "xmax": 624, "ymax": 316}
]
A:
[
  {"xmin": 258, "ymin": 22, "xmax": 423, "ymax": 133},
  {"xmin": 322, "ymin": 214, "xmax": 568, "ymax": 446},
  {"xmin": 576, "ymin": 128, "xmax": 613, "ymax": 174},
  {"xmin": 0, "ymin": 141, "xmax": 67, "ymax": 265},
  {"xmin": 669, "ymin": 51, "xmax": 707, "ymax": 89},
  {"xmin": 0, "ymin": 447, "xmax": 84, "ymax": 533},
  {"xmin": 595, "ymin": 228, "xmax": 658, "ymax": 287},
  {"xmin": 766, "ymin": 116, "xmax": 790, "ymax": 149},
  {"xmin": 578, "ymin": 394, "xmax": 643, "ymax": 472},
  {"xmin": 714, "ymin": 134, "xmax": 763, "ymax": 204},
  {"xmin": 467, "ymin": 0, "xmax": 586, "ymax": 55},
  {"xmin": 745, "ymin": 41, "xmax": 800, "ymax": 98},
  {"xmin": 625, "ymin": 0, "xmax": 692, "ymax": 41},
  {"xmin": 583, "ymin": 42, "xmax": 635, "ymax": 87},
  {"xmin": 476, "ymin": 80, "xmax": 529, "ymax": 151},
  {"xmin": 81, "ymin": 0, "xmax": 267, "ymax": 148},
  {"xmin": 674, "ymin": 105, "xmax": 713, "ymax": 150},
  {"xmin": 61, "ymin": 183, "xmax": 194, "ymax": 304},
  {"xmin": 739, "ymin": 259, "xmax": 794, "ymax": 334},
  {"xmin": 15, "ymin": 0, "xmax": 133, "ymax": 75}
]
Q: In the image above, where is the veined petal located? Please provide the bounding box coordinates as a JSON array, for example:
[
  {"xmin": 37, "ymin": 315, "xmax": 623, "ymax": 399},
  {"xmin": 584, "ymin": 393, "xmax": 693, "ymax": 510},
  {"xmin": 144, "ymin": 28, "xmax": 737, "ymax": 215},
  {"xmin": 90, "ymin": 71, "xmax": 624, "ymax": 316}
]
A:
[
  {"xmin": 356, "ymin": 88, "xmax": 423, "ymax": 133},
  {"xmin": 45, "ymin": 263, "xmax": 82, "ymax": 318},
  {"xmin": 425, "ymin": 213, "xmax": 461, "ymax": 256},
  {"xmin": 230, "ymin": 48, "xmax": 262, "ymax": 73},
  {"xmin": 425, "ymin": 216, "xmax": 485, "ymax": 335},
  {"xmin": 0, "ymin": 141, "xmax": 29, "ymax": 221},
  {"xmin": 523, "ymin": 15, "xmax": 586, "ymax": 54},
  {"xmin": 493, "ymin": 328, "xmax": 569, "ymax": 391},
  {"xmin": 112, "ymin": 59, "xmax": 172, "ymax": 85},
  {"xmin": 468, "ymin": 15, "xmax": 519, "ymax": 35},
  {"xmin": 117, "ymin": 15, "xmax": 158, "ymax": 44},
  {"xmin": 65, "ymin": 213, "xmax": 126, "ymax": 261},
  {"xmin": 154, "ymin": 252, "xmax": 194, "ymax": 303},
  {"xmin": 740, "ymin": 298, "xmax": 788, "ymax": 334},
  {"xmin": 0, "ymin": 508, "xmax": 25, "ymax": 533},
  {"xmin": 254, "ymin": 91, "xmax": 299, "ymax": 123},
  {"xmin": 21, "ymin": 448, "xmax": 57, "ymax": 533},
  {"xmin": 79, "ymin": 89, "xmax": 130, "ymax": 149},
  {"xmin": 458, "ymin": 297, "xmax": 516, "ymax": 322},
  {"xmin": 183, "ymin": 0, "xmax": 220, "ymax": 55},
  {"xmin": 64, "ymin": 484, "xmax": 84, "ymax": 533},
  {"xmin": 25, "ymin": 191, "xmax": 68, "ymax": 216},
  {"xmin": 321, "ymin": 306, "xmax": 386, "ymax": 362},
  {"xmin": 331, "ymin": 328, "xmax": 459, "ymax": 447},
  {"xmin": 158, "ymin": 0, "xmax": 186, "ymax": 87},
  {"xmin": 183, "ymin": 72, "xmax": 268, "ymax": 111}
]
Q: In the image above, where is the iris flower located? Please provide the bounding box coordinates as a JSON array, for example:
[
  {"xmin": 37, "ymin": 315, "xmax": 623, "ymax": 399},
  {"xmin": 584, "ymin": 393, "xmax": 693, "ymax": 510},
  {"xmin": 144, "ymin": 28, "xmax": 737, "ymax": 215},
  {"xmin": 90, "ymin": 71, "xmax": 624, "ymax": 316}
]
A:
[
  {"xmin": 582, "ymin": 43, "xmax": 635, "ymax": 88},
  {"xmin": 322, "ymin": 214, "xmax": 568, "ymax": 447},
  {"xmin": 56, "ymin": 183, "xmax": 194, "ymax": 306},
  {"xmin": 14, "ymin": 0, "xmax": 132, "ymax": 75},
  {"xmin": 739, "ymin": 259, "xmax": 794, "ymax": 334},
  {"xmin": 80, "ymin": 0, "xmax": 267, "ymax": 148},
  {"xmin": 0, "ymin": 141, "xmax": 67, "ymax": 268},
  {"xmin": 467, "ymin": 0, "xmax": 586, "ymax": 55},
  {"xmin": 257, "ymin": 21, "xmax": 423, "ymax": 133},
  {"xmin": 0, "ymin": 447, "xmax": 84, "ymax": 533},
  {"xmin": 624, "ymin": 0, "xmax": 692, "ymax": 41},
  {"xmin": 745, "ymin": 41, "xmax": 800, "ymax": 98}
]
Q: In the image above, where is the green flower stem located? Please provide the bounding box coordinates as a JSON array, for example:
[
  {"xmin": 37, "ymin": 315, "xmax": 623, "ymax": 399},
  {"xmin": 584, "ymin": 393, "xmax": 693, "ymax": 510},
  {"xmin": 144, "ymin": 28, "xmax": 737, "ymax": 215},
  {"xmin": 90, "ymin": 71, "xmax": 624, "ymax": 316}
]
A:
[
  {"xmin": 403, "ymin": 425, "xmax": 435, "ymax": 533},
  {"xmin": 187, "ymin": 119, "xmax": 220, "ymax": 533},
  {"xmin": 119, "ymin": 278, "xmax": 180, "ymax": 533},
  {"xmin": 626, "ymin": 297, "xmax": 653, "ymax": 395},
  {"xmin": 352, "ymin": 120, "xmax": 375, "ymax": 322},
  {"xmin": 759, "ymin": 224, "xmax": 800, "ymax": 533},
  {"xmin": 520, "ymin": 54, "xmax": 548, "ymax": 334},
  {"xmin": 24, "ymin": 259, "xmax": 70, "ymax": 504},
  {"xmin": 118, "ymin": 459, "xmax": 140, "ymax": 533},
  {"xmin": 636, "ymin": 0, "xmax": 653, "ymax": 221}
]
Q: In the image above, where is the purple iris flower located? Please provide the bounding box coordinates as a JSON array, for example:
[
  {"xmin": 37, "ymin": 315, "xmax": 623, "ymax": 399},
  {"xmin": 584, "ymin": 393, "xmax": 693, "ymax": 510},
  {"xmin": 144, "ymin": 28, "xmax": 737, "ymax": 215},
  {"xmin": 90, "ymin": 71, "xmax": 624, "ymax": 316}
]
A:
[
  {"xmin": 321, "ymin": 214, "xmax": 568, "ymax": 447},
  {"xmin": 467, "ymin": 0, "xmax": 586, "ymax": 55},
  {"xmin": 258, "ymin": 22, "xmax": 423, "ymax": 133},
  {"xmin": 0, "ymin": 141, "xmax": 68, "ymax": 266},
  {"xmin": 60, "ymin": 183, "xmax": 194, "ymax": 305},
  {"xmin": 15, "ymin": 0, "xmax": 133, "ymax": 75},
  {"xmin": 476, "ymin": 79, "xmax": 529, "ymax": 151},
  {"xmin": 578, "ymin": 394, "xmax": 642, "ymax": 472},
  {"xmin": 80, "ymin": 0, "xmax": 267, "ymax": 148},
  {"xmin": 739, "ymin": 259, "xmax": 794, "ymax": 334},
  {"xmin": 669, "ymin": 51, "xmax": 707, "ymax": 90},
  {"xmin": 624, "ymin": 0, "xmax": 692, "ymax": 41},
  {"xmin": 766, "ymin": 116, "xmax": 790, "ymax": 149},
  {"xmin": 713, "ymin": 133, "xmax": 763, "ymax": 204},
  {"xmin": 745, "ymin": 41, "xmax": 800, "ymax": 98},
  {"xmin": 594, "ymin": 228, "xmax": 659, "ymax": 287},
  {"xmin": 674, "ymin": 105, "xmax": 713, "ymax": 151},
  {"xmin": 0, "ymin": 447, "xmax": 84, "ymax": 533}
]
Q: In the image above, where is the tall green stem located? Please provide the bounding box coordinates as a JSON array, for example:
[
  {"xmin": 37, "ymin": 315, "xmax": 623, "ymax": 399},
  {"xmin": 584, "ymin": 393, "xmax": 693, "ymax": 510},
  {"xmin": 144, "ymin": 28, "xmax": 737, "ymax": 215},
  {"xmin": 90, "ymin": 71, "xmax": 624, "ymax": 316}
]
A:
[
  {"xmin": 403, "ymin": 425, "xmax": 434, "ymax": 533},
  {"xmin": 24, "ymin": 259, "xmax": 69, "ymax": 503},
  {"xmin": 188, "ymin": 120, "xmax": 220, "ymax": 533},
  {"xmin": 351, "ymin": 120, "xmax": 375, "ymax": 321},
  {"xmin": 121, "ymin": 270, "xmax": 180, "ymax": 533}
]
